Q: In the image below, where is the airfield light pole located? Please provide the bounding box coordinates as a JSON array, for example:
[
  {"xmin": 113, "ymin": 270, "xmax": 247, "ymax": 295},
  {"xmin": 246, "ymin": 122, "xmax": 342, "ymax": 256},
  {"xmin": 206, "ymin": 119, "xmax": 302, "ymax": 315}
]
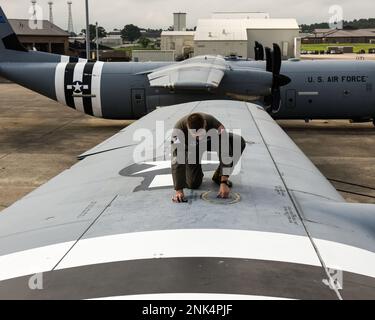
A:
[
  {"xmin": 96, "ymin": 22, "xmax": 99, "ymax": 61},
  {"xmin": 67, "ymin": 1, "xmax": 74, "ymax": 34},
  {"xmin": 85, "ymin": 0, "xmax": 90, "ymax": 59},
  {"xmin": 48, "ymin": 1, "xmax": 54, "ymax": 24}
]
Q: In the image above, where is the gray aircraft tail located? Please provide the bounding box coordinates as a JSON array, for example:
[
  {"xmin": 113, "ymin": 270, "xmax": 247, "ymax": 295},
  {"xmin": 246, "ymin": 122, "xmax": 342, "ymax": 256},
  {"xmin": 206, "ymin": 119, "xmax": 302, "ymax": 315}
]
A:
[{"xmin": 0, "ymin": 6, "xmax": 65, "ymax": 63}]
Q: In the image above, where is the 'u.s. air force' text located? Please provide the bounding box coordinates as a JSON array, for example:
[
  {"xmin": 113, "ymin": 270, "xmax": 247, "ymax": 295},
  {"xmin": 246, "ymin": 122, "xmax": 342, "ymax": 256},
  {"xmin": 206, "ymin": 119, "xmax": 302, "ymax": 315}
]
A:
[{"xmin": 307, "ymin": 75, "xmax": 368, "ymax": 83}]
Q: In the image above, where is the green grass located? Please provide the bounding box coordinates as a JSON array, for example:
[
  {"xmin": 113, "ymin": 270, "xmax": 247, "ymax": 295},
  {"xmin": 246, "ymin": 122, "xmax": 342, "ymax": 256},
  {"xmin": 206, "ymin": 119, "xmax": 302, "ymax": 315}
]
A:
[{"xmin": 301, "ymin": 43, "xmax": 375, "ymax": 53}]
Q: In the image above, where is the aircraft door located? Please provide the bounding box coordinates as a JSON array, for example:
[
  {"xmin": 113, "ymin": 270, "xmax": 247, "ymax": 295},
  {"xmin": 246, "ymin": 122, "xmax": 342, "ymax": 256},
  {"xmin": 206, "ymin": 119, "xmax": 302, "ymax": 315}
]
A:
[
  {"xmin": 131, "ymin": 88, "xmax": 147, "ymax": 118},
  {"xmin": 286, "ymin": 89, "xmax": 296, "ymax": 109}
]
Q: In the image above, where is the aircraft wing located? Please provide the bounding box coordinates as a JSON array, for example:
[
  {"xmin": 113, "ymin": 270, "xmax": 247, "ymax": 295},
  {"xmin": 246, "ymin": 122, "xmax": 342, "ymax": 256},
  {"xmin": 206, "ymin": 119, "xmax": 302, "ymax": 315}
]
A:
[
  {"xmin": 0, "ymin": 100, "xmax": 374, "ymax": 300},
  {"xmin": 147, "ymin": 55, "xmax": 229, "ymax": 90}
]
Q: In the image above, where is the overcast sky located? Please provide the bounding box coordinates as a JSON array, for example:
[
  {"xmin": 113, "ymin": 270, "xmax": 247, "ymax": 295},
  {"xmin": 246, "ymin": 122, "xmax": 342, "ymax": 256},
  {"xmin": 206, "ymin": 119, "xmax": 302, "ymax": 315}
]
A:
[{"xmin": 0, "ymin": 0, "xmax": 374, "ymax": 32}]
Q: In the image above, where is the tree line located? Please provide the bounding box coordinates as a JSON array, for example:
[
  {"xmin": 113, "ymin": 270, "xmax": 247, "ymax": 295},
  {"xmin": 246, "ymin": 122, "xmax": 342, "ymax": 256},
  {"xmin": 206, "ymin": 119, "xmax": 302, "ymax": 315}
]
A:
[
  {"xmin": 80, "ymin": 24, "xmax": 162, "ymax": 44},
  {"xmin": 301, "ymin": 18, "xmax": 375, "ymax": 33}
]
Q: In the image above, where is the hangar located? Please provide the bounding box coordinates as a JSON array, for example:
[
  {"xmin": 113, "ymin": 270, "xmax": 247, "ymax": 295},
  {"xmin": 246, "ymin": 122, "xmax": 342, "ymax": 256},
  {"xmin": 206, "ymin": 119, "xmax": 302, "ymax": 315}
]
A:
[
  {"xmin": 194, "ymin": 16, "xmax": 300, "ymax": 59},
  {"xmin": 142, "ymin": 12, "xmax": 301, "ymax": 61},
  {"xmin": 9, "ymin": 19, "xmax": 69, "ymax": 55},
  {"xmin": 303, "ymin": 28, "xmax": 375, "ymax": 44}
]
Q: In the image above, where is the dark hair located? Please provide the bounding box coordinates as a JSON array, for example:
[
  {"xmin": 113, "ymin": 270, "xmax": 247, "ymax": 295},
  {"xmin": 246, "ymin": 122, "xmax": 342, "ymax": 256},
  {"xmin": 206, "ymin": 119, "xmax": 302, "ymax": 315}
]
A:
[{"xmin": 187, "ymin": 113, "xmax": 205, "ymax": 130}]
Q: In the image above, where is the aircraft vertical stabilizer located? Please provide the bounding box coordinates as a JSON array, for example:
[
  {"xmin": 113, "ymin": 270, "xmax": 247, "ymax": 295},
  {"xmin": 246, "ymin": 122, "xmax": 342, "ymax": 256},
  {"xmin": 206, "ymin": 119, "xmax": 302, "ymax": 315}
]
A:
[{"xmin": 0, "ymin": 6, "xmax": 71, "ymax": 63}]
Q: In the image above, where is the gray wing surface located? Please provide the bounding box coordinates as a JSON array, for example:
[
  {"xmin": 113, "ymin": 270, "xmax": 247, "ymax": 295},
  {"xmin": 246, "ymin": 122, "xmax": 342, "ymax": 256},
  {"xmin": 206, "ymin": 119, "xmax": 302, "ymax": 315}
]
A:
[
  {"xmin": 0, "ymin": 100, "xmax": 374, "ymax": 300},
  {"xmin": 147, "ymin": 55, "xmax": 228, "ymax": 90}
]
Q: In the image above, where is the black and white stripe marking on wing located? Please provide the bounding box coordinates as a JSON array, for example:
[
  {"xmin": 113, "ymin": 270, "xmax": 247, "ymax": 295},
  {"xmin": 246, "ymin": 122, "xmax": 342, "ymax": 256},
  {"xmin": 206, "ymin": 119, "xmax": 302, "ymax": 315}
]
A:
[
  {"xmin": 1, "ymin": 257, "xmax": 374, "ymax": 300},
  {"xmin": 0, "ymin": 258, "xmax": 337, "ymax": 300}
]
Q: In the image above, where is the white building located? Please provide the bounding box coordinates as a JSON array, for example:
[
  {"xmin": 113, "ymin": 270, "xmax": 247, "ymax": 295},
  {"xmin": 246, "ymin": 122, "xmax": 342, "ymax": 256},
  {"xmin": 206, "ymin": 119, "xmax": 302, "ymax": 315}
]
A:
[
  {"xmin": 132, "ymin": 50, "xmax": 175, "ymax": 62},
  {"xmin": 137, "ymin": 12, "xmax": 300, "ymax": 62},
  {"xmin": 211, "ymin": 12, "xmax": 270, "ymax": 19},
  {"xmin": 161, "ymin": 31, "xmax": 195, "ymax": 58},
  {"xmin": 97, "ymin": 30, "xmax": 123, "ymax": 48},
  {"xmin": 194, "ymin": 18, "xmax": 300, "ymax": 59}
]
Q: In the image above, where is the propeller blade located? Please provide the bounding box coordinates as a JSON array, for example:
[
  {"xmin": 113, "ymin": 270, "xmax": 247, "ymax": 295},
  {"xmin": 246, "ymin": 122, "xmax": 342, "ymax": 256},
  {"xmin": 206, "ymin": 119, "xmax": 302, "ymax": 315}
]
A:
[
  {"xmin": 264, "ymin": 95, "xmax": 272, "ymax": 106},
  {"xmin": 265, "ymin": 47, "xmax": 272, "ymax": 72},
  {"xmin": 258, "ymin": 43, "xmax": 264, "ymax": 61},
  {"xmin": 254, "ymin": 41, "xmax": 260, "ymax": 60},
  {"xmin": 271, "ymin": 89, "xmax": 281, "ymax": 113},
  {"xmin": 272, "ymin": 43, "xmax": 282, "ymax": 75},
  {"xmin": 264, "ymin": 44, "xmax": 289, "ymax": 113},
  {"xmin": 254, "ymin": 41, "xmax": 265, "ymax": 61}
]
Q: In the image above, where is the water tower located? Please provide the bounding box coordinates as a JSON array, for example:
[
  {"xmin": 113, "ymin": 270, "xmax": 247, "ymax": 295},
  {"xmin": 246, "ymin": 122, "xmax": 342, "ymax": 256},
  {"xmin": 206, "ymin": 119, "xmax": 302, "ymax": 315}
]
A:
[{"xmin": 173, "ymin": 12, "xmax": 187, "ymax": 31}]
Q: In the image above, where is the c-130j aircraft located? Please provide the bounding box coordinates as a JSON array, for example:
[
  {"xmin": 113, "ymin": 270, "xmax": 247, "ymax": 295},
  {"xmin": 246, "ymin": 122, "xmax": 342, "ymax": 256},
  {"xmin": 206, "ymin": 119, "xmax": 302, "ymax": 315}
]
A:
[
  {"xmin": 0, "ymin": 6, "xmax": 375, "ymax": 300},
  {"xmin": 0, "ymin": 7, "xmax": 374, "ymax": 125}
]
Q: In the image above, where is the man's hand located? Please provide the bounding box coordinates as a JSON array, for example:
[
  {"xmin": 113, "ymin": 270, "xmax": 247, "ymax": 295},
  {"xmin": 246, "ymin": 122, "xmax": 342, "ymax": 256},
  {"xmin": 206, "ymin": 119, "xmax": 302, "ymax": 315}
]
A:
[
  {"xmin": 217, "ymin": 183, "xmax": 230, "ymax": 199},
  {"xmin": 172, "ymin": 190, "xmax": 187, "ymax": 203}
]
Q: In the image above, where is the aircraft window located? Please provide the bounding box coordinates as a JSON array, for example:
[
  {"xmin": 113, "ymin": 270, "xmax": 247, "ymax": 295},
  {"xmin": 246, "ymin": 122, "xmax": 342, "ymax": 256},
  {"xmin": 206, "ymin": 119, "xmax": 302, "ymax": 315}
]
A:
[
  {"xmin": 344, "ymin": 90, "xmax": 350, "ymax": 96},
  {"xmin": 308, "ymin": 99, "xmax": 313, "ymax": 104},
  {"xmin": 135, "ymin": 94, "xmax": 142, "ymax": 100}
]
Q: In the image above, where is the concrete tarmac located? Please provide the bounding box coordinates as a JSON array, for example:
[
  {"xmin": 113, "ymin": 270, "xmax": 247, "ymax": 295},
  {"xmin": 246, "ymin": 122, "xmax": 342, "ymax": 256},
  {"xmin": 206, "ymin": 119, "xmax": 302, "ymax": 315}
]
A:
[
  {"xmin": 278, "ymin": 120, "xmax": 375, "ymax": 204},
  {"xmin": 0, "ymin": 84, "xmax": 374, "ymax": 212},
  {"xmin": 0, "ymin": 84, "xmax": 131, "ymax": 211}
]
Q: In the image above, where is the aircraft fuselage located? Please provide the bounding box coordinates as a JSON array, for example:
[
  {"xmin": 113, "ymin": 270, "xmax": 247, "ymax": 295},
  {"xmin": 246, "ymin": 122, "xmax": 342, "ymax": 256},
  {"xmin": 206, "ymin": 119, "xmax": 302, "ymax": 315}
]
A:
[{"xmin": 1, "ymin": 58, "xmax": 374, "ymax": 121}]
